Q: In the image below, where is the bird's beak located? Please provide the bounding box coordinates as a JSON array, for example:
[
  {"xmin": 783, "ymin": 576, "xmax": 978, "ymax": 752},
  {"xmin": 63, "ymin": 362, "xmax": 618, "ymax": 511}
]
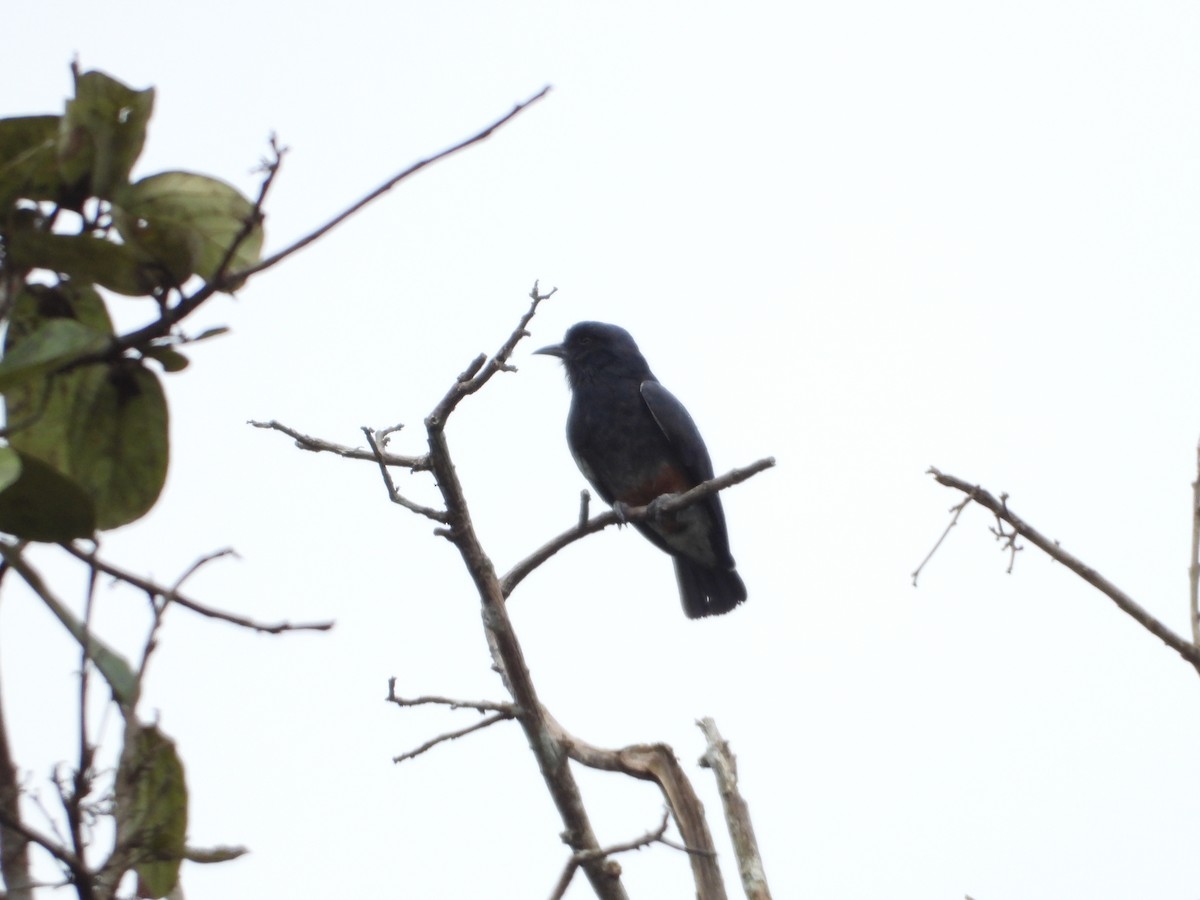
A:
[{"xmin": 534, "ymin": 343, "xmax": 565, "ymax": 359}]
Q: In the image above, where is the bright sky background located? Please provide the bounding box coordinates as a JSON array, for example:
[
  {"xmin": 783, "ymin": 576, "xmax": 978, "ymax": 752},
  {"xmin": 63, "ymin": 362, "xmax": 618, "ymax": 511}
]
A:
[{"xmin": 6, "ymin": 2, "xmax": 1200, "ymax": 897}]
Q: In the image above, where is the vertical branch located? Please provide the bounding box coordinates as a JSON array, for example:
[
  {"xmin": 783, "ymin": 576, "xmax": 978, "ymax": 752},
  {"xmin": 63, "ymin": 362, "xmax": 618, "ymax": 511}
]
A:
[
  {"xmin": 1190, "ymin": 439, "xmax": 1200, "ymax": 646},
  {"xmin": 425, "ymin": 429, "xmax": 627, "ymax": 900},
  {"xmin": 698, "ymin": 718, "xmax": 772, "ymax": 900},
  {"xmin": 411, "ymin": 287, "xmax": 629, "ymax": 899},
  {"xmin": 0, "ymin": 630, "xmax": 35, "ymax": 900}
]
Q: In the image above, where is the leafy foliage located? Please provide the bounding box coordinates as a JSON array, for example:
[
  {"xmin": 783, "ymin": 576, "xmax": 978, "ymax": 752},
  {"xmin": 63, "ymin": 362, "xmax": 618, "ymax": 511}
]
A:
[
  {"xmin": 0, "ymin": 65, "xmax": 266, "ymax": 895},
  {"xmin": 0, "ymin": 67, "xmax": 264, "ymax": 541}
]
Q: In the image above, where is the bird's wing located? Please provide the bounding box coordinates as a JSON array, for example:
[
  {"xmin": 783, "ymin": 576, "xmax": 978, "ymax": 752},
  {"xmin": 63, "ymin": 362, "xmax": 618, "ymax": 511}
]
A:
[{"xmin": 639, "ymin": 380, "xmax": 716, "ymax": 484}]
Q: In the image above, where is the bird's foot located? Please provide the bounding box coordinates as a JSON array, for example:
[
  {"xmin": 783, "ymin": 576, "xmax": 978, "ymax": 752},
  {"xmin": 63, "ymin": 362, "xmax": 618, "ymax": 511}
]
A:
[{"xmin": 612, "ymin": 501, "xmax": 633, "ymax": 526}]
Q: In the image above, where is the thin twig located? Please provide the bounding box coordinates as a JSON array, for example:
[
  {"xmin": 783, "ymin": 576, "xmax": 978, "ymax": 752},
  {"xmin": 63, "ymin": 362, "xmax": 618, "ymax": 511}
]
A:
[
  {"xmin": 231, "ymin": 87, "xmax": 551, "ymax": 283},
  {"xmin": 249, "ymin": 419, "xmax": 428, "ymax": 470},
  {"xmin": 362, "ymin": 427, "xmax": 449, "ymax": 522},
  {"xmin": 548, "ymin": 811, "xmax": 671, "ymax": 900},
  {"xmin": 501, "ymin": 457, "xmax": 776, "ymax": 597},
  {"xmin": 60, "ymin": 544, "xmax": 333, "ymax": 634},
  {"xmin": 912, "ymin": 493, "xmax": 974, "ymax": 586},
  {"xmin": 425, "ymin": 283, "xmax": 556, "ymax": 429},
  {"xmin": 926, "ymin": 467, "xmax": 1200, "ymax": 676},
  {"xmin": 385, "ymin": 680, "xmax": 517, "ymax": 715},
  {"xmin": 392, "ymin": 712, "xmax": 515, "ymax": 764}
]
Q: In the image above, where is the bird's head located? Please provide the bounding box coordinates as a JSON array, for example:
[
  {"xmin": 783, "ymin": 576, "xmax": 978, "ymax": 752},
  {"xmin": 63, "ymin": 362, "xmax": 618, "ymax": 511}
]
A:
[{"xmin": 535, "ymin": 321, "xmax": 653, "ymax": 387}]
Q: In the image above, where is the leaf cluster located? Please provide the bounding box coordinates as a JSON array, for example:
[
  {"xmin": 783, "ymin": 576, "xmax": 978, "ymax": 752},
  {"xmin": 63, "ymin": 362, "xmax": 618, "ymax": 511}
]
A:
[
  {"xmin": 0, "ymin": 66, "xmax": 267, "ymax": 898},
  {"xmin": 0, "ymin": 66, "xmax": 265, "ymax": 541}
]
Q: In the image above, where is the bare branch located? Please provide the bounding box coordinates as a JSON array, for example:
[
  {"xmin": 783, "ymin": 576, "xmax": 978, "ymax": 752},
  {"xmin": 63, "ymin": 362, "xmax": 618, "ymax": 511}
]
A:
[
  {"xmin": 545, "ymin": 713, "xmax": 726, "ymax": 900},
  {"xmin": 392, "ymin": 711, "xmax": 515, "ymax": 764},
  {"xmin": 249, "ymin": 419, "xmax": 428, "ymax": 470},
  {"xmin": 926, "ymin": 467, "xmax": 1200, "ymax": 675},
  {"xmin": 698, "ymin": 718, "xmax": 772, "ymax": 900},
  {"xmin": 501, "ymin": 457, "xmax": 776, "ymax": 597},
  {"xmin": 420, "ymin": 292, "xmax": 631, "ymax": 900},
  {"xmin": 361, "ymin": 427, "xmax": 450, "ymax": 522},
  {"xmin": 385, "ymin": 680, "xmax": 518, "ymax": 716},
  {"xmin": 231, "ymin": 88, "xmax": 551, "ymax": 282},
  {"xmin": 425, "ymin": 283, "xmax": 557, "ymax": 428},
  {"xmin": 60, "ymin": 544, "xmax": 334, "ymax": 634},
  {"xmin": 548, "ymin": 811, "xmax": 671, "ymax": 900},
  {"xmin": 912, "ymin": 493, "xmax": 974, "ymax": 586}
]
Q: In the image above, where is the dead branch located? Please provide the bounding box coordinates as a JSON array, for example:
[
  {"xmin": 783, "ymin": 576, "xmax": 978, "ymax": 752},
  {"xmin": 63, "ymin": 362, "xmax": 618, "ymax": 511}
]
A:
[
  {"xmin": 548, "ymin": 811, "xmax": 673, "ymax": 900},
  {"xmin": 391, "ymin": 712, "xmax": 514, "ymax": 764},
  {"xmin": 546, "ymin": 713, "xmax": 726, "ymax": 900},
  {"xmin": 925, "ymin": 467, "xmax": 1200, "ymax": 676},
  {"xmin": 60, "ymin": 544, "xmax": 333, "ymax": 634},
  {"xmin": 232, "ymin": 90, "xmax": 551, "ymax": 284},
  {"xmin": 911, "ymin": 493, "xmax": 974, "ymax": 586},
  {"xmin": 418, "ymin": 289, "xmax": 630, "ymax": 900},
  {"xmin": 698, "ymin": 718, "xmax": 772, "ymax": 900},
  {"xmin": 248, "ymin": 419, "xmax": 428, "ymax": 470},
  {"xmin": 385, "ymin": 680, "xmax": 518, "ymax": 716},
  {"xmin": 362, "ymin": 427, "xmax": 449, "ymax": 522}
]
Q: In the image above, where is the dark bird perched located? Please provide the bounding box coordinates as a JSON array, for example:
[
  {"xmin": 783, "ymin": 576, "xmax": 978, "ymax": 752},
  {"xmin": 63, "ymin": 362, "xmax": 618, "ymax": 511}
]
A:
[{"xmin": 536, "ymin": 322, "xmax": 747, "ymax": 618}]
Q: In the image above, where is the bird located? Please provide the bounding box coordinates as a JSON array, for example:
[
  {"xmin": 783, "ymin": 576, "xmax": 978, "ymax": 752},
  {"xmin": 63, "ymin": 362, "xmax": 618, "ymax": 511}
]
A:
[{"xmin": 536, "ymin": 321, "xmax": 747, "ymax": 618}]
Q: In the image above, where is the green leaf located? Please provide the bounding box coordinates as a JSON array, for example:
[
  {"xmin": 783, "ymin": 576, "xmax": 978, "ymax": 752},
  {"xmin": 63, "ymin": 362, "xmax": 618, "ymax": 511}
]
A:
[
  {"xmin": 142, "ymin": 345, "xmax": 190, "ymax": 372},
  {"xmin": 3, "ymin": 286, "xmax": 167, "ymax": 530},
  {"xmin": 0, "ymin": 115, "xmax": 62, "ymax": 206},
  {"xmin": 4, "ymin": 282, "xmax": 114, "ymax": 343},
  {"xmin": 118, "ymin": 724, "xmax": 188, "ymax": 899},
  {"xmin": 67, "ymin": 361, "xmax": 169, "ymax": 530},
  {"xmin": 4, "ymin": 284, "xmax": 115, "ymax": 473},
  {"xmin": 0, "ymin": 450, "xmax": 96, "ymax": 541},
  {"xmin": 113, "ymin": 171, "xmax": 264, "ymax": 286},
  {"xmin": 0, "ymin": 317, "xmax": 109, "ymax": 391},
  {"xmin": 4, "ymin": 230, "xmax": 158, "ymax": 296},
  {"xmin": 59, "ymin": 69, "xmax": 154, "ymax": 199},
  {"xmin": 0, "ymin": 448, "xmax": 21, "ymax": 494}
]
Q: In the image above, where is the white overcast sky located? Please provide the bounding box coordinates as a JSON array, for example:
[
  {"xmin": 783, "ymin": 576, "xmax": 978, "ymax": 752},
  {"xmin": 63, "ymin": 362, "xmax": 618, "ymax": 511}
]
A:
[{"xmin": 6, "ymin": 2, "xmax": 1200, "ymax": 898}]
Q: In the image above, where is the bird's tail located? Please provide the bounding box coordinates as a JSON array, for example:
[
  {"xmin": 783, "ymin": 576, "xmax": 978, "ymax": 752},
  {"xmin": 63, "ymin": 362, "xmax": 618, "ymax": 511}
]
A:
[{"xmin": 675, "ymin": 559, "xmax": 747, "ymax": 619}]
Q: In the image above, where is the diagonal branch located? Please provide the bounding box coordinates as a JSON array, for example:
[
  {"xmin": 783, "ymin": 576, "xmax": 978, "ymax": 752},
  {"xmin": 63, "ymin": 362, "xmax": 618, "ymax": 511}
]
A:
[
  {"xmin": 548, "ymin": 811, "xmax": 673, "ymax": 900},
  {"xmin": 60, "ymin": 544, "xmax": 334, "ymax": 634},
  {"xmin": 426, "ymin": 282, "xmax": 556, "ymax": 429},
  {"xmin": 232, "ymin": 87, "xmax": 551, "ymax": 283},
  {"xmin": 362, "ymin": 427, "xmax": 449, "ymax": 523},
  {"xmin": 926, "ymin": 467, "xmax": 1200, "ymax": 676},
  {"xmin": 392, "ymin": 711, "xmax": 515, "ymax": 764},
  {"xmin": 501, "ymin": 457, "xmax": 776, "ymax": 597}
]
